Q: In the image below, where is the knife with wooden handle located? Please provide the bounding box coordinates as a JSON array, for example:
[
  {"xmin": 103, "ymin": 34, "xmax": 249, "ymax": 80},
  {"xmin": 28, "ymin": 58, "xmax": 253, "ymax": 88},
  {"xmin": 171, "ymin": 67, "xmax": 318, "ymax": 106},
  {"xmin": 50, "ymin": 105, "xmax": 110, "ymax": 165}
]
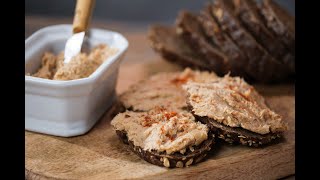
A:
[{"xmin": 64, "ymin": 0, "xmax": 95, "ymax": 64}]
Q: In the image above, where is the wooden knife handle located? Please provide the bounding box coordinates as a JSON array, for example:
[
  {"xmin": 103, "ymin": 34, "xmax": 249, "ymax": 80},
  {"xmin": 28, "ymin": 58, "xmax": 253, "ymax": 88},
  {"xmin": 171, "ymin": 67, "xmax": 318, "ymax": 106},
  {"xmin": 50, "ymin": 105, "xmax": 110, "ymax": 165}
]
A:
[{"xmin": 72, "ymin": 0, "xmax": 95, "ymax": 34}]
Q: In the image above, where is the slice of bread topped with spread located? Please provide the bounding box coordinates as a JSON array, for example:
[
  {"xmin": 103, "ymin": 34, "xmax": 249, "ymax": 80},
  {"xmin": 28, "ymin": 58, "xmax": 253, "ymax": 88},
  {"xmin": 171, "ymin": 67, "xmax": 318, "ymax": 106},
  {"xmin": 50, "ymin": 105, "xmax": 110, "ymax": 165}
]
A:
[
  {"xmin": 183, "ymin": 75, "xmax": 287, "ymax": 147},
  {"xmin": 111, "ymin": 107, "xmax": 214, "ymax": 168},
  {"xmin": 119, "ymin": 68, "xmax": 218, "ymax": 112}
]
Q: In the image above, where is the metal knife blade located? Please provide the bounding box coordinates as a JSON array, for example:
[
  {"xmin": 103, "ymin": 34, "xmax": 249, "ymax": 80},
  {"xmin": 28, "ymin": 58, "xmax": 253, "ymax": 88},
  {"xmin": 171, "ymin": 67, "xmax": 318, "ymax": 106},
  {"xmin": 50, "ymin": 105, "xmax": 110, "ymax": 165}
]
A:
[{"xmin": 64, "ymin": 31, "xmax": 85, "ymax": 64}]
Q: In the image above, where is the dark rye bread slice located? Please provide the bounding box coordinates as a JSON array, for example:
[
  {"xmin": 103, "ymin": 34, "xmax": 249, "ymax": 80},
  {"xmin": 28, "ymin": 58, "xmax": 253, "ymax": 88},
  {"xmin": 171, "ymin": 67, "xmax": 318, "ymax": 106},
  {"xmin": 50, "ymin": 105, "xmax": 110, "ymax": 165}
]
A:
[
  {"xmin": 191, "ymin": 114, "xmax": 282, "ymax": 147},
  {"xmin": 233, "ymin": 0, "xmax": 295, "ymax": 73},
  {"xmin": 198, "ymin": 4, "xmax": 249, "ymax": 78},
  {"xmin": 260, "ymin": 0, "xmax": 295, "ymax": 56},
  {"xmin": 116, "ymin": 130, "xmax": 214, "ymax": 168},
  {"xmin": 183, "ymin": 76, "xmax": 287, "ymax": 147},
  {"xmin": 175, "ymin": 11, "xmax": 228, "ymax": 75},
  {"xmin": 111, "ymin": 109, "xmax": 215, "ymax": 168},
  {"xmin": 211, "ymin": 0, "xmax": 291, "ymax": 82},
  {"xmin": 148, "ymin": 25, "xmax": 211, "ymax": 70},
  {"xmin": 119, "ymin": 68, "xmax": 218, "ymax": 112},
  {"xmin": 119, "ymin": 71, "xmax": 187, "ymax": 112}
]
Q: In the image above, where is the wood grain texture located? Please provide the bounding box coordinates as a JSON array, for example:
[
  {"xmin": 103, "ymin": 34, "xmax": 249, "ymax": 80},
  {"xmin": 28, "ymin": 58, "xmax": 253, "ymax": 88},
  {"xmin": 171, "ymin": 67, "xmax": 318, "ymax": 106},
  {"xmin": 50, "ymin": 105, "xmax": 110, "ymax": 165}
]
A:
[{"xmin": 25, "ymin": 18, "xmax": 295, "ymax": 180}]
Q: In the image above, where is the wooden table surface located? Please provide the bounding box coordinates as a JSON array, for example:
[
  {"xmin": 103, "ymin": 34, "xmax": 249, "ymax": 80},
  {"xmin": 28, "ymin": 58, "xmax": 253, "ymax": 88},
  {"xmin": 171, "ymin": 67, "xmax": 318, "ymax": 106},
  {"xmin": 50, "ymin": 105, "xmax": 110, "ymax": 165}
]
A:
[{"xmin": 25, "ymin": 16, "xmax": 295, "ymax": 180}]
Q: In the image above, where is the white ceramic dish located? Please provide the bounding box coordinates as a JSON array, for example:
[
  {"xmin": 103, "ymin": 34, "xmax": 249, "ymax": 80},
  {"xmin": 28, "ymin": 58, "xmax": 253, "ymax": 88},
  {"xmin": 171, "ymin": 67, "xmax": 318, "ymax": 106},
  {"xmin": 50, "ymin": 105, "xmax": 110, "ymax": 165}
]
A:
[{"xmin": 25, "ymin": 24, "xmax": 128, "ymax": 137}]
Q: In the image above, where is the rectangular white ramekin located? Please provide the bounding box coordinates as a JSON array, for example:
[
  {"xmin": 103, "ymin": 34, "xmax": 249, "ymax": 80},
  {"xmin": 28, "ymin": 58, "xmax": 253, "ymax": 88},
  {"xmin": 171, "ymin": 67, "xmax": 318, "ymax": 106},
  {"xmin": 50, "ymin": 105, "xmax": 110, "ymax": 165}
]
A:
[{"xmin": 25, "ymin": 24, "xmax": 128, "ymax": 137}]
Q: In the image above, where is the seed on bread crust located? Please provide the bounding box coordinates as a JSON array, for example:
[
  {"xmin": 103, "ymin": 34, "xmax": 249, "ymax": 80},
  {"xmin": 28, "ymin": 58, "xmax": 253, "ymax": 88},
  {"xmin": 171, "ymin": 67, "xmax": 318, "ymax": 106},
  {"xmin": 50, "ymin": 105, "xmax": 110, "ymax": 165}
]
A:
[
  {"xmin": 180, "ymin": 149, "xmax": 186, "ymax": 154},
  {"xmin": 176, "ymin": 161, "xmax": 184, "ymax": 168},
  {"xmin": 189, "ymin": 146, "xmax": 195, "ymax": 152},
  {"xmin": 163, "ymin": 157, "xmax": 170, "ymax": 168},
  {"xmin": 186, "ymin": 158, "xmax": 193, "ymax": 167}
]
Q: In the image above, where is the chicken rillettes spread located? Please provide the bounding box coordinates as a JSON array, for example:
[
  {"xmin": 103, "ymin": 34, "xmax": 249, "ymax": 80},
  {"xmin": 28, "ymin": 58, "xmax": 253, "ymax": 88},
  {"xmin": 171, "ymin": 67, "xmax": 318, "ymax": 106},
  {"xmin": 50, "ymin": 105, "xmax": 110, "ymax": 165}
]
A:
[
  {"xmin": 31, "ymin": 44, "xmax": 117, "ymax": 80},
  {"xmin": 111, "ymin": 107, "xmax": 209, "ymax": 154},
  {"xmin": 183, "ymin": 75, "xmax": 287, "ymax": 134}
]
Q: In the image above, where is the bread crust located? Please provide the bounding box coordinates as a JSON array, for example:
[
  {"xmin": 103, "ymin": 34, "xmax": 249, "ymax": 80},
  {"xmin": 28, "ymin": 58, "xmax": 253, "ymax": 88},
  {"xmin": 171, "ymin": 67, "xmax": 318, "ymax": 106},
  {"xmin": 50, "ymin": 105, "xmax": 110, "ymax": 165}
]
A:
[
  {"xmin": 233, "ymin": 0, "xmax": 295, "ymax": 73},
  {"xmin": 116, "ymin": 130, "xmax": 214, "ymax": 168},
  {"xmin": 260, "ymin": 0, "xmax": 295, "ymax": 55},
  {"xmin": 198, "ymin": 4, "xmax": 248, "ymax": 77},
  {"xmin": 211, "ymin": 0, "xmax": 290, "ymax": 82},
  {"xmin": 192, "ymin": 113, "xmax": 283, "ymax": 147},
  {"xmin": 175, "ymin": 11, "xmax": 228, "ymax": 75},
  {"xmin": 148, "ymin": 25, "xmax": 211, "ymax": 71}
]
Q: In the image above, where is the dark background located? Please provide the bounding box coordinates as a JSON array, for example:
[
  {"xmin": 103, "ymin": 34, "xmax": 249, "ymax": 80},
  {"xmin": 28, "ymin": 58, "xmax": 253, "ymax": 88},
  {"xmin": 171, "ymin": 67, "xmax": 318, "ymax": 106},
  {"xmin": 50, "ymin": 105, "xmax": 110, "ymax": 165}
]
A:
[{"xmin": 25, "ymin": 0, "xmax": 295, "ymax": 25}]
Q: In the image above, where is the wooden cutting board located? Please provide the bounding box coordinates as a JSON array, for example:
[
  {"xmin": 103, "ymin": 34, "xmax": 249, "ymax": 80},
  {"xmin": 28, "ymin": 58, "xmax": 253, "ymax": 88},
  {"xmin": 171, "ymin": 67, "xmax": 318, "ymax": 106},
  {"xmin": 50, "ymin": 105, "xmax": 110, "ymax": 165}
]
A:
[{"xmin": 25, "ymin": 33, "xmax": 295, "ymax": 180}]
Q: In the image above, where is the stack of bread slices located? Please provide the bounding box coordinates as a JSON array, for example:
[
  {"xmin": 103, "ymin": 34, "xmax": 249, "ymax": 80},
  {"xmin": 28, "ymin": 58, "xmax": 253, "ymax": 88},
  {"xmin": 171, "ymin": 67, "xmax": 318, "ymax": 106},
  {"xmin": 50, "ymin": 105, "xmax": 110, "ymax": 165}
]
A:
[{"xmin": 148, "ymin": 0, "xmax": 295, "ymax": 83}]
